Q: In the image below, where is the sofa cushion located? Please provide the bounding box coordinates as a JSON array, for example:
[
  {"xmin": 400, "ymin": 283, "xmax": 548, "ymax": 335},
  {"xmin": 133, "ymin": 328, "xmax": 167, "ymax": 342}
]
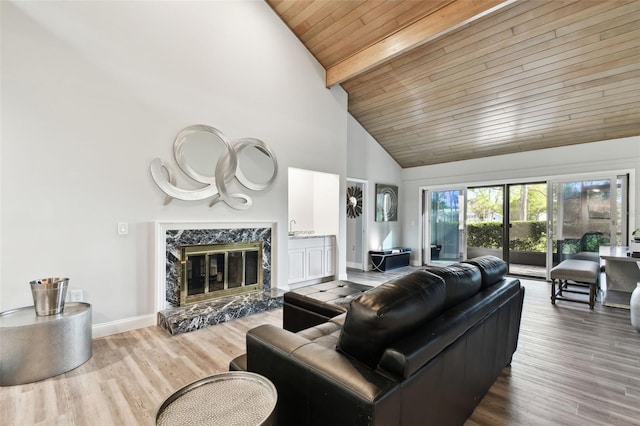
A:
[
  {"xmin": 462, "ymin": 255, "xmax": 507, "ymax": 288},
  {"xmin": 336, "ymin": 270, "xmax": 446, "ymax": 368},
  {"xmin": 423, "ymin": 263, "xmax": 482, "ymax": 309}
]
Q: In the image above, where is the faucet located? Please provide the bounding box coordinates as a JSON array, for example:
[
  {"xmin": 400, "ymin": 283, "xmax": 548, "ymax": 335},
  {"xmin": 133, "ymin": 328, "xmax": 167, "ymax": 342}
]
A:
[{"xmin": 289, "ymin": 219, "xmax": 296, "ymax": 234}]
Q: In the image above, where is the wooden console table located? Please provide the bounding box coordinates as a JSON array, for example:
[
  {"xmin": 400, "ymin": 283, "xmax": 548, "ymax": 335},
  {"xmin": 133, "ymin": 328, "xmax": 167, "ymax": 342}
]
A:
[{"xmin": 0, "ymin": 302, "xmax": 92, "ymax": 386}]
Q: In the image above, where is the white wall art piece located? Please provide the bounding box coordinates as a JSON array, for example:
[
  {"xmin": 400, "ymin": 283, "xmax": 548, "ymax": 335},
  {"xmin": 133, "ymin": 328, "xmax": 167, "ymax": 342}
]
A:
[{"xmin": 150, "ymin": 124, "xmax": 278, "ymax": 210}]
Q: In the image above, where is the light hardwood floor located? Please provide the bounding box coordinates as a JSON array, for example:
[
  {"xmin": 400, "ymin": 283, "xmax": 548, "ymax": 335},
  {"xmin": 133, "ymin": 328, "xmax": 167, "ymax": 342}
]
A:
[{"xmin": 1, "ymin": 270, "xmax": 639, "ymax": 425}]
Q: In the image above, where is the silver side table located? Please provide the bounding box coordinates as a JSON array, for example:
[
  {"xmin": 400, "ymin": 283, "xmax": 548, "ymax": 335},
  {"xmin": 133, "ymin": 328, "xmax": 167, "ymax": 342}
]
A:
[
  {"xmin": 0, "ymin": 302, "xmax": 92, "ymax": 386},
  {"xmin": 156, "ymin": 371, "xmax": 277, "ymax": 426}
]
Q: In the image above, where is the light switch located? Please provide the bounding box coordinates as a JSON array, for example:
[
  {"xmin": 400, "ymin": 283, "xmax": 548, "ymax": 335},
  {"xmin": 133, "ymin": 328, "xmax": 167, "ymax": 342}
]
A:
[{"xmin": 117, "ymin": 222, "xmax": 129, "ymax": 235}]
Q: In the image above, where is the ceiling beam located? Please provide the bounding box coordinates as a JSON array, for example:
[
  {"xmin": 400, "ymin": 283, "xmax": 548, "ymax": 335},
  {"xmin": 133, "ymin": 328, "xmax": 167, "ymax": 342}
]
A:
[{"xmin": 325, "ymin": 0, "xmax": 517, "ymax": 87}]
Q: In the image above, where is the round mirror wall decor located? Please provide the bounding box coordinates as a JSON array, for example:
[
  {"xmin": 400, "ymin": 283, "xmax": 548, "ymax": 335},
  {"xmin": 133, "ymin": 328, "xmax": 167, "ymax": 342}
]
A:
[
  {"xmin": 346, "ymin": 186, "xmax": 363, "ymax": 218},
  {"xmin": 150, "ymin": 125, "xmax": 278, "ymax": 210}
]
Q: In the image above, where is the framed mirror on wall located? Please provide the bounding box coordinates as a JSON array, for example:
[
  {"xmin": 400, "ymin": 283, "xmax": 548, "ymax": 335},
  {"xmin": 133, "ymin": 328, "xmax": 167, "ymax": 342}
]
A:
[{"xmin": 375, "ymin": 183, "xmax": 398, "ymax": 222}]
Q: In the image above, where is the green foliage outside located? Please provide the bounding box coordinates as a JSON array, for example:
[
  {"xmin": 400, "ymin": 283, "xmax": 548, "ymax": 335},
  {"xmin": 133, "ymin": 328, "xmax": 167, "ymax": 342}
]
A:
[
  {"xmin": 467, "ymin": 221, "xmax": 547, "ymax": 251},
  {"xmin": 466, "ymin": 222, "xmax": 502, "ymax": 248},
  {"xmin": 465, "ymin": 221, "xmax": 611, "ymax": 253},
  {"xmin": 466, "ymin": 184, "xmax": 547, "ymax": 222},
  {"xmin": 559, "ymin": 232, "xmax": 610, "ymax": 254},
  {"xmin": 507, "ymin": 185, "xmax": 547, "ymax": 221},
  {"xmin": 438, "ymin": 183, "xmax": 612, "ymax": 254}
]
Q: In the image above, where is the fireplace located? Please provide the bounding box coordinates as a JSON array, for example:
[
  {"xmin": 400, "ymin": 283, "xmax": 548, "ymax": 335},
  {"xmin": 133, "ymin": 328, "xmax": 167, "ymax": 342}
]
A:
[
  {"xmin": 155, "ymin": 222, "xmax": 283, "ymax": 335},
  {"xmin": 180, "ymin": 242, "xmax": 262, "ymax": 305}
]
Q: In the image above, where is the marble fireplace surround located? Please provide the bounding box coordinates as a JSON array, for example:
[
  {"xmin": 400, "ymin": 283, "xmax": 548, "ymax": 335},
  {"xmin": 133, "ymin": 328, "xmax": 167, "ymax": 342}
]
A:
[{"xmin": 154, "ymin": 221, "xmax": 283, "ymax": 335}]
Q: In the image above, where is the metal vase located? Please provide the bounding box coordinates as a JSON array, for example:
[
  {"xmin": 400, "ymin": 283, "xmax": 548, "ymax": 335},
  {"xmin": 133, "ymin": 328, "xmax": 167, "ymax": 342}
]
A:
[
  {"xmin": 631, "ymin": 283, "xmax": 640, "ymax": 333},
  {"xmin": 29, "ymin": 278, "xmax": 69, "ymax": 316}
]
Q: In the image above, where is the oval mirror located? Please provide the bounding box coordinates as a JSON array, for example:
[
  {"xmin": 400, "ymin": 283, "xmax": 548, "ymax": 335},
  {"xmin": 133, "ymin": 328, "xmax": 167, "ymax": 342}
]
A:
[
  {"xmin": 383, "ymin": 193, "xmax": 391, "ymax": 213},
  {"xmin": 238, "ymin": 145, "xmax": 275, "ymax": 185},
  {"xmin": 235, "ymin": 138, "xmax": 278, "ymax": 191},
  {"xmin": 179, "ymin": 129, "xmax": 228, "ymax": 180}
]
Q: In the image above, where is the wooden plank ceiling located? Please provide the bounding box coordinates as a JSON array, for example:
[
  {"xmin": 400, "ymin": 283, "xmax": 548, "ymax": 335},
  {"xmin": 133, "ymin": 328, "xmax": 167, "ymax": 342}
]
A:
[{"xmin": 267, "ymin": 0, "xmax": 640, "ymax": 168}]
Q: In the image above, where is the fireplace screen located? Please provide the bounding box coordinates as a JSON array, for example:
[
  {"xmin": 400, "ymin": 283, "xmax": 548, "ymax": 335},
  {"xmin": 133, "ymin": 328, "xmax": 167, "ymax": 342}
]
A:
[{"xmin": 179, "ymin": 242, "xmax": 262, "ymax": 306}]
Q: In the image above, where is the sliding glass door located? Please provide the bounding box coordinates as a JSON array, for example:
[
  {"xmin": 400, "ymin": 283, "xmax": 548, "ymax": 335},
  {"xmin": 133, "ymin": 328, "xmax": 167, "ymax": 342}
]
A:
[
  {"xmin": 464, "ymin": 183, "xmax": 548, "ymax": 278},
  {"xmin": 424, "ymin": 175, "xmax": 628, "ymax": 279},
  {"xmin": 427, "ymin": 189, "xmax": 464, "ymax": 262},
  {"xmin": 549, "ymin": 176, "xmax": 627, "ymax": 270},
  {"xmin": 507, "ymin": 183, "xmax": 547, "ymax": 278},
  {"xmin": 466, "ymin": 186, "xmax": 504, "ymax": 260}
]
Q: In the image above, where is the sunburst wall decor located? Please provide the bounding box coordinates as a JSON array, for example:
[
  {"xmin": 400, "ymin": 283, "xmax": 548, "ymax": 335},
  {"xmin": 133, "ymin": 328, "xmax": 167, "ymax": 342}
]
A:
[{"xmin": 346, "ymin": 186, "xmax": 363, "ymax": 219}]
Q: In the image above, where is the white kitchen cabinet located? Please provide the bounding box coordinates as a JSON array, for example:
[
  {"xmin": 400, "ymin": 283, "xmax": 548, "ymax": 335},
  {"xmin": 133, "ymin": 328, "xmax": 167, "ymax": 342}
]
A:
[
  {"xmin": 325, "ymin": 245, "xmax": 336, "ymax": 277},
  {"xmin": 288, "ymin": 248, "xmax": 306, "ymax": 283},
  {"xmin": 306, "ymin": 246, "xmax": 325, "ymax": 280},
  {"xmin": 288, "ymin": 236, "xmax": 336, "ymax": 285}
]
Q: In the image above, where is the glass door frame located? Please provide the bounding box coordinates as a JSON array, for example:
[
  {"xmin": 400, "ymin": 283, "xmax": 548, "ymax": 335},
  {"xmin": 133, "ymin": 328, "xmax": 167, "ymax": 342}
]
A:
[
  {"xmin": 465, "ymin": 182, "xmax": 548, "ymax": 279},
  {"xmin": 546, "ymin": 174, "xmax": 628, "ymax": 280},
  {"xmin": 506, "ymin": 182, "xmax": 548, "ymax": 279},
  {"xmin": 465, "ymin": 184, "xmax": 506, "ymax": 261},
  {"xmin": 423, "ymin": 187, "xmax": 466, "ymax": 264}
]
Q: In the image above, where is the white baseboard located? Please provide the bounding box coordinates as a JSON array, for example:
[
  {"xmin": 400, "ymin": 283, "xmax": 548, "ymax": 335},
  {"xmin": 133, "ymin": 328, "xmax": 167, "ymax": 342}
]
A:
[
  {"xmin": 346, "ymin": 261, "xmax": 363, "ymax": 270},
  {"xmin": 92, "ymin": 314, "xmax": 156, "ymax": 339}
]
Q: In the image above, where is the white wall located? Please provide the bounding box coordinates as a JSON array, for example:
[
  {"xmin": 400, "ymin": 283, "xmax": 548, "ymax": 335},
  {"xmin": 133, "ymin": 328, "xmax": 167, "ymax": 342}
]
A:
[
  {"xmin": 287, "ymin": 167, "xmax": 339, "ymax": 236},
  {"xmin": 347, "ymin": 114, "xmax": 403, "ymax": 269},
  {"xmin": 402, "ymin": 137, "xmax": 640, "ymax": 264},
  {"xmin": 288, "ymin": 168, "xmax": 315, "ymax": 233},
  {"xmin": 1, "ymin": 1, "xmax": 349, "ymax": 331},
  {"xmin": 312, "ymin": 172, "xmax": 340, "ymax": 236}
]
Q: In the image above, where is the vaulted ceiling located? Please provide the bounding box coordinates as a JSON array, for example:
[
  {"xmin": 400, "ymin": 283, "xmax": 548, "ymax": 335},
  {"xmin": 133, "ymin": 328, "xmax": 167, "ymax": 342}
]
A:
[{"xmin": 267, "ymin": 0, "xmax": 640, "ymax": 168}]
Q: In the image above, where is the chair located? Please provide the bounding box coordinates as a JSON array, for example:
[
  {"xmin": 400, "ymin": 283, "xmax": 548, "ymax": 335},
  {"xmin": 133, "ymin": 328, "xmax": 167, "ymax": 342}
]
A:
[
  {"xmin": 566, "ymin": 231, "xmax": 608, "ymax": 266},
  {"xmin": 550, "ymin": 259, "xmax": 600, "ymax": 309}
]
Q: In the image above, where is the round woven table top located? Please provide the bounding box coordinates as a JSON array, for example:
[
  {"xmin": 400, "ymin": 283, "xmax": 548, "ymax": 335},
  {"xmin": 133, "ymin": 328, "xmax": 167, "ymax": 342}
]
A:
[{"xmin": 156, "ymin": 372, "xmax": 277, "ymax": 426}]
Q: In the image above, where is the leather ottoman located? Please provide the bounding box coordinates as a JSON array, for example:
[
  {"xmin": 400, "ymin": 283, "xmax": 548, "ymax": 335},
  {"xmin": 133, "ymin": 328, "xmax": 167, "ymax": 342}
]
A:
[{"xmin": 283, "ymin": 280, "xmax": 372, "ymax": 332}]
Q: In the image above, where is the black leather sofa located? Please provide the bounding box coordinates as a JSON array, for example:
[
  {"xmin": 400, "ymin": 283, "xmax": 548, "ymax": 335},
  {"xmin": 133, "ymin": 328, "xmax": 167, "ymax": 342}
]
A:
[{"xmin": 230, "ymin": 256, "xmax": 525, "ymax": 425}]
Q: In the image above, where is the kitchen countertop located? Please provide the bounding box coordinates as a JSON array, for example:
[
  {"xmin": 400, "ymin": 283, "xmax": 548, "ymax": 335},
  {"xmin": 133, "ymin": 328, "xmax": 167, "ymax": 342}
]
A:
[{"xmin": 288, "ymin": 233, "xmax": 334, "ymax": 239}]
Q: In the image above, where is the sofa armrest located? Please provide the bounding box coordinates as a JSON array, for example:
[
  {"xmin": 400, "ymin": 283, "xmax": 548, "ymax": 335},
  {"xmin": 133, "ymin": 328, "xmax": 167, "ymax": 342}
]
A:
[{"xmin": 245, "ymin": 324, "xmax": 401, "ymax": 425}]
